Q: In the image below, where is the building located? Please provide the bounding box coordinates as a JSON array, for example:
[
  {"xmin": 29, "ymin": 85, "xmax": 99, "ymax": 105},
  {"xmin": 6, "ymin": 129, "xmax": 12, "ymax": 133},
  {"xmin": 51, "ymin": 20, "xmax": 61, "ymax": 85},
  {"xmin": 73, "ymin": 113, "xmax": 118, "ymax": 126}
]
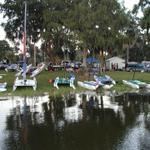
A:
[{"xmin": 106, "ymin": 57, "xmax": 125, "ymax": 70}]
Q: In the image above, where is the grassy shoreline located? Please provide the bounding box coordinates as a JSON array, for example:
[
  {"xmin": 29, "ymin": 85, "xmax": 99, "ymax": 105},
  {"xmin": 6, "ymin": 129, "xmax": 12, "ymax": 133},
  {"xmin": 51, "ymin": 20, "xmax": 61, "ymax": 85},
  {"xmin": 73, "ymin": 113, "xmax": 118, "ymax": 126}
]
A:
[{"xmin": 0, "ymin": 70, "xmax": 150, "ymax": 96}]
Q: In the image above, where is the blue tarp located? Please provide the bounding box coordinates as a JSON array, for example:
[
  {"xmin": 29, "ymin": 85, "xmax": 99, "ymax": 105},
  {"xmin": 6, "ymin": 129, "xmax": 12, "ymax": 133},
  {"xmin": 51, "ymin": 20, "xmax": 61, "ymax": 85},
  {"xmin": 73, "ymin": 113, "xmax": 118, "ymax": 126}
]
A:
[{"xmin": 86, "ymin": 57, "xmax": 99, "ymax": 64}]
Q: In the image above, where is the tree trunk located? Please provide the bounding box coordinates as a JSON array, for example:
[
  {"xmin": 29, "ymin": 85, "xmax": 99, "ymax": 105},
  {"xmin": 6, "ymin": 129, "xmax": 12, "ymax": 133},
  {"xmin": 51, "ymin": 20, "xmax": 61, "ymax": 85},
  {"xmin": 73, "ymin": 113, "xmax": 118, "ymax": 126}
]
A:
[{"xmin": 82, "ymin": 48, "xmax": 88, "ymax": 67}]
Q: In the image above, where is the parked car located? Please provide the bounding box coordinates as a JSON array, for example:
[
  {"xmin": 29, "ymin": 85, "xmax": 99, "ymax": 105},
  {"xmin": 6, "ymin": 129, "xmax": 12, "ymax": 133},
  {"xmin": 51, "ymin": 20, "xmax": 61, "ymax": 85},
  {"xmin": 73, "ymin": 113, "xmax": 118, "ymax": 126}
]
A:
[
  {"xmin": 144, "ymin": 64, "xmax": 150, "ymax": 72},
  {"xmin": 126, "ymin": 63, "xmax": 145, "ymax": 72}
]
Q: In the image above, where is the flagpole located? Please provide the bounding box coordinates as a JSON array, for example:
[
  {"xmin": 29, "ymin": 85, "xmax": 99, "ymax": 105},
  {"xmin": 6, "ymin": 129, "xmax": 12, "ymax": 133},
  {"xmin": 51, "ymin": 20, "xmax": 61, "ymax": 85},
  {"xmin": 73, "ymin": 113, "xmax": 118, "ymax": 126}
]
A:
[{"xmin": 23, "ymin": 0, "xmax": 27, "ymax": 80}]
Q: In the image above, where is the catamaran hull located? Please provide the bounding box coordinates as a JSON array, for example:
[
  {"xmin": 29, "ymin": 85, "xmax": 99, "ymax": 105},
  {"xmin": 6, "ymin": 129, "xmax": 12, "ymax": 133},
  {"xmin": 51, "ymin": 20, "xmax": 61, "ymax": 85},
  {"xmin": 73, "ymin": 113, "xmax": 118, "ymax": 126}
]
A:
[
  {"xmin": 53, "ymin": 77, "xmax": 76, "ymax": 89},
  {"xmin": 0, "ymin": 87, "xmax": 7, "ymax": 92},
  {"xmin": 94, "ymin": 75, "xmax": 115, "ymax": 89},
  {"xmin": 102, "ymin": 84, "xmax": 114, "ymax": 90},
  {"xmin": 77, "ymin": 81, "xmax": 99, "ymax": 90},
  {"xmin": 30, "ymin": 63, "xmax": 45, "ymax": 78},
  {"xmin": 122, "ymin": 80, "xmax": 147, "ymax": 89},
  {"xmin": 16, "ymin": 64, "xmax": 32, "ymax": 77},
  {"xmin": 0, "ymin": 82, "xmax": 7, "ymax": 88},
  {"xmin": 13, "ymin": 77, "xmax": 37, "ymax": 91}
]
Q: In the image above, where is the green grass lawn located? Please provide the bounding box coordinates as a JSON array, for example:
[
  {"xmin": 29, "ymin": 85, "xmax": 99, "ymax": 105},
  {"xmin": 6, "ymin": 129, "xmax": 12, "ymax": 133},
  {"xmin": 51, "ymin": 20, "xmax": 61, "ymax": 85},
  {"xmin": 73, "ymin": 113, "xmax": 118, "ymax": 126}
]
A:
[{"xmin": 0, "ymin": 69, "xmax": 150, "ymax": 96}]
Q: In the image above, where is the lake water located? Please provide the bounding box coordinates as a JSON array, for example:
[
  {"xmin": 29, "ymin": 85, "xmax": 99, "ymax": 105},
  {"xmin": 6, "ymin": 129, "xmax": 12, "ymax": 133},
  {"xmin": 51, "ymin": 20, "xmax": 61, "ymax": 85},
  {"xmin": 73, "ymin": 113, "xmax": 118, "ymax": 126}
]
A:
[{"xmin": 0, "ymin": 91, "xmax": 150, "ymax": 150}]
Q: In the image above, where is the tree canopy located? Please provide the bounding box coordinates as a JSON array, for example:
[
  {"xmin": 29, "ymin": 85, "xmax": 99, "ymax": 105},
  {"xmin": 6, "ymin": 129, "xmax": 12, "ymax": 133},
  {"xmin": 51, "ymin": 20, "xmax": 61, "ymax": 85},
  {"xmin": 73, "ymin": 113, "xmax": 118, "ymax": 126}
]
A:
[
  {"xmin": 0, "ymin": 0, "xmax": 146, "ymax": 62},
  {"xmin": 0, "ymin": 40, "xmax": 13, "ymax": 60}
]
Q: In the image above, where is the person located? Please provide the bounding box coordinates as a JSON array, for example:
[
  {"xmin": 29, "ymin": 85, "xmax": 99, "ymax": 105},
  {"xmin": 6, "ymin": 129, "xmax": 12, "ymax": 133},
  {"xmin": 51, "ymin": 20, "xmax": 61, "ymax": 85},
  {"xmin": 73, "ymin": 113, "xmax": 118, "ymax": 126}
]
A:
[
  {"xmin": 111, "ymin": 63, "xmax": 114, "ymax": 70},
  {"xmin": 116, "ymin": 63, "xmax": 118, "ymax": 70}
]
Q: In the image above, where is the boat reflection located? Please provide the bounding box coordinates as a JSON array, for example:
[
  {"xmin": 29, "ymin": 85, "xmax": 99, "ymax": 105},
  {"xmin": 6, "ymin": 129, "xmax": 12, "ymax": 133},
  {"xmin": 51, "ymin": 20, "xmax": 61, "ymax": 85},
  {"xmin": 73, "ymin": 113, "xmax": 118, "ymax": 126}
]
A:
[
  {"xmin": 63, "ymin": 93, "xmax": 83, "ymax": 123},
  {"xmin": 1, "ymin": 91, "xmax": 150, "ymax": 150},
  {"xmin": 4, "ymin": 91, "xmax": 125, "ymax": 131},
  {"xmin": 12, "ymin": 95, "xmax": 49, "ymax": 125},
  {"xmin": 81, "ymin": 91, "xmax": 123, "ymax": 112}
]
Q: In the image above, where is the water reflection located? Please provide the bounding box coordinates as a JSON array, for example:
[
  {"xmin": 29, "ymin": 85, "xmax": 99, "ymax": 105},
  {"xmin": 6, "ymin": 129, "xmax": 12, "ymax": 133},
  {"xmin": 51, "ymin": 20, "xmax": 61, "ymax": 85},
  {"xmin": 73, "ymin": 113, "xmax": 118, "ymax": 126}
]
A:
[{"xmin": 0, "ymin": 91, "xmax": 150, "ymax": 150}]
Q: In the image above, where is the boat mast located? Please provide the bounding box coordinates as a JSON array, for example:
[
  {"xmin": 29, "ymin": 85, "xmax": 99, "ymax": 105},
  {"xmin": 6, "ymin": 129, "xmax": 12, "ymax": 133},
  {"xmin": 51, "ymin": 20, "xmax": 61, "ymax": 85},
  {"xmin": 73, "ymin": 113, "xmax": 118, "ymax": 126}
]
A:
[{"xmin": 23, "ymin": 0, "xmax": 27, "ymax": 80}]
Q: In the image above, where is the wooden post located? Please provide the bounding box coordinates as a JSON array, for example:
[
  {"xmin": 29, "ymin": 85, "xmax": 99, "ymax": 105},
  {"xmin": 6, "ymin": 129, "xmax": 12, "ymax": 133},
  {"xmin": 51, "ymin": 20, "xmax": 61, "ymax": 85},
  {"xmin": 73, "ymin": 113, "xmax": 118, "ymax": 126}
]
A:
[{"xmin": 99, "ymin": 50, "xmax": 104, "ymax": 74}]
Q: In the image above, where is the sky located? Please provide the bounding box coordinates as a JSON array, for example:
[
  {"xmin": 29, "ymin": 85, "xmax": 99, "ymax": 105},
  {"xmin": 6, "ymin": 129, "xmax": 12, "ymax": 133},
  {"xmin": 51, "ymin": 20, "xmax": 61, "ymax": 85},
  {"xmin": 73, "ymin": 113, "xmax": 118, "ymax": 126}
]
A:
[
  {"xmin": 0, "ymin": 0, "xmax": 140, "ymax": 42},
  {"xmin": 122, "ymin": 0, "xmax": 140, "ymax": 10},
  {"xmin": 0, "ymin": 0, "xmax": 5, "ymax": 40}
]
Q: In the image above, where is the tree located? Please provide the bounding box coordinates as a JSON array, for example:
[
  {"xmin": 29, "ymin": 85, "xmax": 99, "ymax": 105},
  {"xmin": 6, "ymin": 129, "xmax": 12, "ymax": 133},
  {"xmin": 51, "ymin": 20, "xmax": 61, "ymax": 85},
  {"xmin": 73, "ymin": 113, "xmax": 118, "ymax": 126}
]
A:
[
  {"xmin": 0, "ymin": 0, "xmax": 45, "ymax": 45},
  {"xmin": 0, "ymin": 40, "xmax": 13, "ymax": 60},
  {"xmin": 0, "ymin": 0, "xmax": 132, "ymax": 65},
  {"xmin": 65, "ymin": 0, "xmax": 130, "ymax": 67},
  {"xmin": 140, "ymin": 7, "xmax": 150, "ymax": 44},
  {"xmin": 132, "ymin": 0, "xmax": 150, "ymax": 45}
]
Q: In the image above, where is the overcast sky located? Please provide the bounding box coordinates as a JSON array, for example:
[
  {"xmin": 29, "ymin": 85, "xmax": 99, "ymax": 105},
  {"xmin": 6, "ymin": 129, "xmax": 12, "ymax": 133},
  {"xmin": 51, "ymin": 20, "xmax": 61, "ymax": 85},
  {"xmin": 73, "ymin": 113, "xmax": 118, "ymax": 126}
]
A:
[
  {"xmin": 123, "ymin": 0, "xmax": 139, "ymax": 10},
  {"xmin": 0, "ymin": 0, "xmax": 140, "ymax": 41}
]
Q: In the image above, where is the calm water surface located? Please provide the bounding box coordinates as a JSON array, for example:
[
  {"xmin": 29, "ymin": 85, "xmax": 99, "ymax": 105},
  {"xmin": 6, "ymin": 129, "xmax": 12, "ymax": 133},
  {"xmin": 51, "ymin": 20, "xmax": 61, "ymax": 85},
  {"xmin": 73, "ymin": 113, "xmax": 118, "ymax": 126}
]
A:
[{"xmin": 0, "ymin": 91, "xmax": 150, "ymax": 150}]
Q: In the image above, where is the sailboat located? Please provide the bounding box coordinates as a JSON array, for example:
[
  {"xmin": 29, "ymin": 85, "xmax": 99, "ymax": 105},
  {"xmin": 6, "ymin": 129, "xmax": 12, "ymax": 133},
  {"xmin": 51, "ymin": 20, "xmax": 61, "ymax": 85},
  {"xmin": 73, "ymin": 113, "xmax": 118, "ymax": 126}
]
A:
[
  {"xmin": 13, "ymin": 1, "xmax": 37, "ymax": 91},
  {"xmin": 94, "ymin": 75, "xmax": 116, "ymax": 89}
]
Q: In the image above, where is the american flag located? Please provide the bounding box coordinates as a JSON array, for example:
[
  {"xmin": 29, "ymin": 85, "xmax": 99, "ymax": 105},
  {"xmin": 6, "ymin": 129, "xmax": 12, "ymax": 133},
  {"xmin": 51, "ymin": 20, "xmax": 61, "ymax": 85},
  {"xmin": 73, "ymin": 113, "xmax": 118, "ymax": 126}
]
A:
[
  {"xmin": 19, "ymin": 32, "xmax": 26, "ymax": 55},
  {"xmin": 22, "ymin": 32, "xmax": 26, "ymax": 55}
]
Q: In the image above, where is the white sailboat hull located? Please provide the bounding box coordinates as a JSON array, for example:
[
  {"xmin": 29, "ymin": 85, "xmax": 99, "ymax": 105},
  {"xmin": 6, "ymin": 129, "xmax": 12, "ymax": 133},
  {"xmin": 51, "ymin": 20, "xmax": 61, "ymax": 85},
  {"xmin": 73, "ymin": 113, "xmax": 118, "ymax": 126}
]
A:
[
  {"xmin": 123, "ymin": 80, "xmax": 147, "ymax": 89},
  {"xmin": 94, "ymin": 75, "xmax": 115, "ymax": 89},
  {"xmin": 30, "ymin": 63, "xmax": 45, "ymax": 78},
  {"xmin": 78, "ymin": 81, "xmax": 99, "ymax": 90},
  {"xmin": 0, "ymin": 88, "xmax": 7, "ymax": 92},
  {"xmin": 13, "ymin": 77, "xmax": 37, "ymax": 91}
]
